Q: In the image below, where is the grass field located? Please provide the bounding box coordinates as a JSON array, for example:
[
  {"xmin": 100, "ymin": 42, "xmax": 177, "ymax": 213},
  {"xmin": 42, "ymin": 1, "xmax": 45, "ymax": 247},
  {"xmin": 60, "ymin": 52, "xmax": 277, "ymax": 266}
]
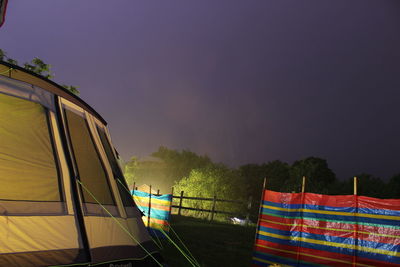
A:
[{"xmin": 158, "ymin": 215, "xmax": 257, "ymax": 267}]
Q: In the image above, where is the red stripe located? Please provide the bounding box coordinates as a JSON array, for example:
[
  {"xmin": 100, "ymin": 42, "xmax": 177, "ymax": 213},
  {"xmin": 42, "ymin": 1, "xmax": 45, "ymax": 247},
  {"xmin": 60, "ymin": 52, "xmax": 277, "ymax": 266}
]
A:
[
  {"xmin": 355, "ymin": 255, "xmax": 400, "ymax": 267},
  {"xmin": 264, "ymin": 190, "xmax": 400, "ymax": 210},
  {"xmin": 264, "ymin": 190, "xmax": 303, "ymax": 204},
  {"xmin": 261, "ymin": 213, "xmax": 400, "ymax": 237},
  {"xmin": 264, "ymin": 190, "xmax": 356, "ymax": 207},
  {"xmin": 358, "ymin": 196, "xmax": 400, "ymax": 211},
  {"xmin": 256, "ymin": 230, "xmax": 400, "ymax": 267},
  {"xmin": 254, "ymin": 242, "xmax": 300, "ymax": 264},
  {"xmin": 260, "ymin": 217, "xmax": 400, "ymax": 244},
  {"xmin": 358, "ymin": 224, "xmax": 400, "ymax": 236},
  {"xmin": 260, "ymin": 214, "xmax": 299, "ymax": 224},
  {"xmin": 304, "ymin": 193, "xmax": 356, "ymax": 208},
  {"xmin": 135, "ymin": 202, "xmax": 170, "ymax": 211},
  {"xmin": 255, "ymin": 239, "xmax": 399, "ymax": 267},
  {"xmin": 148, "ymin": 217, "xmax": 168, "ymax": 225},
  {"xmin": 260, "ymin": 220, "xmax": 354, "ymax": 237},
  {"xmin": 255, "ymin": 239, "xmax": 353, "ymax": 266}
]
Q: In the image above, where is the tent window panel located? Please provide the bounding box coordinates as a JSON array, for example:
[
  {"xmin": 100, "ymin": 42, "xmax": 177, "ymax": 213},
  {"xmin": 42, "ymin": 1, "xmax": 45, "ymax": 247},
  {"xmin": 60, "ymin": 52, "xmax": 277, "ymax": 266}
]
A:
[
  {"xmin": 64, "ymin": 109, "xmax": 116, "ymax": 207},
  {"xmin": 96, "ymin": 126, "xmax": 136, "ymax": 215},
  {"xmin": 0, "ymin": 93, "xmax": 61, "ymax": 202}
]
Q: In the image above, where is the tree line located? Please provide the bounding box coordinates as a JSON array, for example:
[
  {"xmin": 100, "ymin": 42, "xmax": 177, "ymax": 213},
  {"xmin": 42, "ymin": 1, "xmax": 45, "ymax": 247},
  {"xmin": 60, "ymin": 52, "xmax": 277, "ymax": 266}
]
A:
[
  {"xmin": 124, "ymin": 146, "xmax": 399, "ymax": 221},
  {"xmin": 0, "ymin": 49, "xmax": 79, "ymax": 95}
]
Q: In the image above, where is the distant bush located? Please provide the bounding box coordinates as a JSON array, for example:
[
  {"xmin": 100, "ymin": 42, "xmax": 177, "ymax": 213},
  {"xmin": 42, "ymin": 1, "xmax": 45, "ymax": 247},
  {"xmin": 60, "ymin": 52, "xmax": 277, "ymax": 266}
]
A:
[{"xmin": 174, "ymin": 164, "xmax": 247, "ymax": 220}]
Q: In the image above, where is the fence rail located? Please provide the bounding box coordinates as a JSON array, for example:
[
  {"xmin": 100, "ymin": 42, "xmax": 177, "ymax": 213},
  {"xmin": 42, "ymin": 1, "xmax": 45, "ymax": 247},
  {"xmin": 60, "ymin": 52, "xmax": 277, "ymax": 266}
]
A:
[
  {"xmin": 174, "ymin": 195, "xmax": 244, "ymax": 203},
  {"xmin": 171, "ymin": 190, "xmax": 252, "ymax": 222}
]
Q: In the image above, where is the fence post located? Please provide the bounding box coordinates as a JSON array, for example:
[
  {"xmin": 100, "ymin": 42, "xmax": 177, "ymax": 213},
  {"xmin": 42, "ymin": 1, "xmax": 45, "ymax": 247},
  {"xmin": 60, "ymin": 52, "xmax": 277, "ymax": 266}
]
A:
[
  {"xmin": 210, "ymin": 195, "xmax": 217, "ymax": 222},
  {"xmin": 245, "ymin": 195, "xmax": 253, "ymax": 225},
  {"xmin": 178, "ymin": 190, "xmax": 184, "ymax": 216},
  {"xmin": 168, "ymin": 187, "xmax": 174, "ymax": 229},
  {"xmin": 148, "ymin": 185, "xmax": 152, "ymax": 228}
]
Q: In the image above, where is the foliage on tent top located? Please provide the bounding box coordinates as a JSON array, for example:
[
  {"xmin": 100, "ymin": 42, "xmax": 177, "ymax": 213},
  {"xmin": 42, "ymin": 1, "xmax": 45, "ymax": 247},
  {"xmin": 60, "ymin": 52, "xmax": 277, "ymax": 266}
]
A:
[{"xmin": 0, "ymin": 48, "xmax": 79, "ymax": 95}]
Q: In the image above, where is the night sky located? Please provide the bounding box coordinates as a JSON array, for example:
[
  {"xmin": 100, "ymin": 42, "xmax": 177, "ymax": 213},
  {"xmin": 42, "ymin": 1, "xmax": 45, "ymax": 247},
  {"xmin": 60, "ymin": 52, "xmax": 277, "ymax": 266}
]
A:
[{"xmin": 1, "ymin": 1, "xmax": 399, "ymax": 180}]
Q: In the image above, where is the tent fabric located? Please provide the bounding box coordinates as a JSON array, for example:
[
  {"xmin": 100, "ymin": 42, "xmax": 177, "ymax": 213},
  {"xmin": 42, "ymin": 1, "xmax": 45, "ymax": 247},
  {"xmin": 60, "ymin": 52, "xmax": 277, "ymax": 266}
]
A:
[
  {"xmin": 0, "ymin": 93, "xmax": 62, "ymax": 207},
  {"xmin": 96, "ymin": 125, "xmax": 136, "ymax": 217},
  {"xmin": 133, "ymin": 190, "xmax": 172, "ymax": 237},
  {"xmin": 0, "ymin": 75, "xmax": 55, "ymax": 111},
  {"xmin": 0, "ymin": 215, "xmax": 85, "ymax": 266},
  {"xmin": 0, "ymin": 63, "xmax": 105, "ymax": 124},
  {"xmin": 62, "ymin": 101, "xmax": 159, "ymax": 265},
  {"xmin": 0, "ymin": 61, "xmax": 160, "ymax": 266},
  {"xmin": 64, "ymin": 108, "xmax": 117, "ymax": 211},
  {"xmin": 253, "ymin": 190, "xmax": 400, "ymax": 266}
]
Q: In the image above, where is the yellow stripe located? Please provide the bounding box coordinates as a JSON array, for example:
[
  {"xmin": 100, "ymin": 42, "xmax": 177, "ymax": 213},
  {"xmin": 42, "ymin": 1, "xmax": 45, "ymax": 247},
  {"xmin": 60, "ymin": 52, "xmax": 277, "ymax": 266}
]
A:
[
  {"xmin": 255, "ymin": 243, "xmax": 374, "ymax": 267},
  {"xmin": 252, "ymin": 256, "xmax": 291, "ymax": 266},
  {"xmin": 263, "ymin": 205, "xmax": 400, "ymax": 221},
  {"xmin": 133, "ymin": 196, "xmax": 171, "ymax": 206},
  {"xmin": 258, "ymin": 230, "xmax": 400, "ymax": 257},
  {"xmin": 260, "ymin": 219, "xmax": 400, "ymax": 239}
]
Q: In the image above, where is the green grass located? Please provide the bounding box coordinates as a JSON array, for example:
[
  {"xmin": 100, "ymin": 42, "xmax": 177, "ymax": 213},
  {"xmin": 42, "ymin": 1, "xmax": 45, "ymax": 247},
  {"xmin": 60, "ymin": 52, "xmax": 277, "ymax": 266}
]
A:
[{"xmin": 159, "ymin": 215, "xmax": 256, "ymax": 267}]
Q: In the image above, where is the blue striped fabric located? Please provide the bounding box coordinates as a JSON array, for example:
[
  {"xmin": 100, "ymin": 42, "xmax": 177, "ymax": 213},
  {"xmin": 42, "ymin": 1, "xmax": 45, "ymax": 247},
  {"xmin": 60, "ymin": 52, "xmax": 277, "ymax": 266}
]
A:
[
  {"xmin": 132, "ymin": 190, "xmax": 172, "ymax": 238},
  {"xmin": 253, "ymin": 190, "xmax": 400, "ymax": 266}
]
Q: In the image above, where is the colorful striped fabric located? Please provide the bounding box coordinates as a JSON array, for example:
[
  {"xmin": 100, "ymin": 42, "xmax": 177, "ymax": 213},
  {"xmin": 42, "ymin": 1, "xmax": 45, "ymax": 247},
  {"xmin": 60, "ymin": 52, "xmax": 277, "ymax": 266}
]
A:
[
  {"xmin": 132, "ymin": 190, "xmax": 172, "ymax": 237},
  {"xmin": 253, "ymin": 190, "xmax": 400, "ymax": 266}
]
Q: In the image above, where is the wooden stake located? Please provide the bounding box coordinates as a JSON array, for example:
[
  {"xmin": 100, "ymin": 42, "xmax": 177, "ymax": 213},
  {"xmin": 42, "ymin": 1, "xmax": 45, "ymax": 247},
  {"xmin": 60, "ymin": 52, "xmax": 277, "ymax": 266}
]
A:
[
  {"xmin": 297, "ymin": 176, "xmax": 306, "ymax": 265},
  {"xmin": 301, "ymin": 176, "xmax": 306, "ymax": 193},
  {"xmin": 168, "ymin": 187, "xmax": 174, "ymax": 229},
  {"xmin": 210, "ymin": 195, "xmax": 217, "ymax": 222},
  {"xmin": 178, "ymin": 191, "xmax": 184, "ymax": 216},
  {"xmin": 169, "ymin": 187, "xmax": 174, "ymax": 215},
  {"xmin": 353, "ymin": 177, "xmax": 358, "ymax": 267},
  {"xmin": 353, "ymin": 177, "xmax": 358, "ymax": 195},
  {"xmin": 148, "ymin": 185, "xmax": 152, "ymax": 228},
  {"xmin": 254, "ymin": 178, "xmax": 267, "ymax": 245}
]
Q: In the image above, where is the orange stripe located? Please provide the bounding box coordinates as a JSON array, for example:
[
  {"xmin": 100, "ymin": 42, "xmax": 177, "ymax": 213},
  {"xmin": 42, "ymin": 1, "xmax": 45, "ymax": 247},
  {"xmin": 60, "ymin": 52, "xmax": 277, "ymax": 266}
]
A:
[{"xmin": 135, "ymin": 203, "xmax": 170, "ymax": 211}]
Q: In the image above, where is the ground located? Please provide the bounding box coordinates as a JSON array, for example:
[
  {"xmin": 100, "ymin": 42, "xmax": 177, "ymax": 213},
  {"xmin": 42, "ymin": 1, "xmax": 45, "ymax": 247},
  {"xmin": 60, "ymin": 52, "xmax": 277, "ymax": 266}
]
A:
[{"xmin": 159, "ymin": 215, "xmax": 256, "ymax": 267}]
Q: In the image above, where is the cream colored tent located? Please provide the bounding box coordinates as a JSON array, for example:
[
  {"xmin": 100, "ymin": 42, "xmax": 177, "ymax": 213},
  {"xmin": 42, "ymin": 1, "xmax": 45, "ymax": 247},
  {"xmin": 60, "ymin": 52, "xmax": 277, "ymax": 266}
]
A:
[{"xmin": 0, "ymin": 61, "xmax": 161, "ymax": 266}]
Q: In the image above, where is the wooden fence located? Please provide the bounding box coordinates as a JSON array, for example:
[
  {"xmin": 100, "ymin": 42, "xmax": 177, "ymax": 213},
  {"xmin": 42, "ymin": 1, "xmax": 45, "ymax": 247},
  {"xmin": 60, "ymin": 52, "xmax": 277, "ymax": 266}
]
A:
[
  {"xmin": 171, "ymin": 190, "xmax": 253, "ymax": 223},
  {"xmin": 131, "ymin": 183, "xmax": 253, "ymax": 223}
]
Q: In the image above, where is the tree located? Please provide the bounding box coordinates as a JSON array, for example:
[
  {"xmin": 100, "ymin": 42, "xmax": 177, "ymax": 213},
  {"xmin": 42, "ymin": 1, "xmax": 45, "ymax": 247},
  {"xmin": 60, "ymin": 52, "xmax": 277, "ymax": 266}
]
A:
[
  {"xmin": 388, "ymin": 174, "xmax": 400, "ymax": 198},
  {"xmin": 350, "ymin": 173, "xmax": 388, "ymax": 198},
  {"xmin": 23, "ymin": 57, "xmax": 53, "ymax": 79},
  {"xmin": 239, "ymin": 160, "xmax": 290, "ymax": 221},
  {"xmin": 284, "ymin": 157, "xmax": 336, "ymax": 193},
  {"xmin": 0, "ymin": 48, "xmax": 79, "ymax": 95},
  {"xmin": 151, "ymin": 146, "xmax": 212, "ymax": 183},
  {"xmin": 123, "ymin": 156, "xmax": 138, "ymax": 187},
  {"xmin": 174, "ymin": 164, "xmax": 246, "ymax": 219}
]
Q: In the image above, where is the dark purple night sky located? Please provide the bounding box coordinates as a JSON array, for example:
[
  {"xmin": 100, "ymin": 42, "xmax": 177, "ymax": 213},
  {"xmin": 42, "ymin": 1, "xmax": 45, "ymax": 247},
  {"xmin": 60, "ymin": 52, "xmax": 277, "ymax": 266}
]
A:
[{"xmin": 1, "ymin": 1, "xmax": 399, "ymax": 180}]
